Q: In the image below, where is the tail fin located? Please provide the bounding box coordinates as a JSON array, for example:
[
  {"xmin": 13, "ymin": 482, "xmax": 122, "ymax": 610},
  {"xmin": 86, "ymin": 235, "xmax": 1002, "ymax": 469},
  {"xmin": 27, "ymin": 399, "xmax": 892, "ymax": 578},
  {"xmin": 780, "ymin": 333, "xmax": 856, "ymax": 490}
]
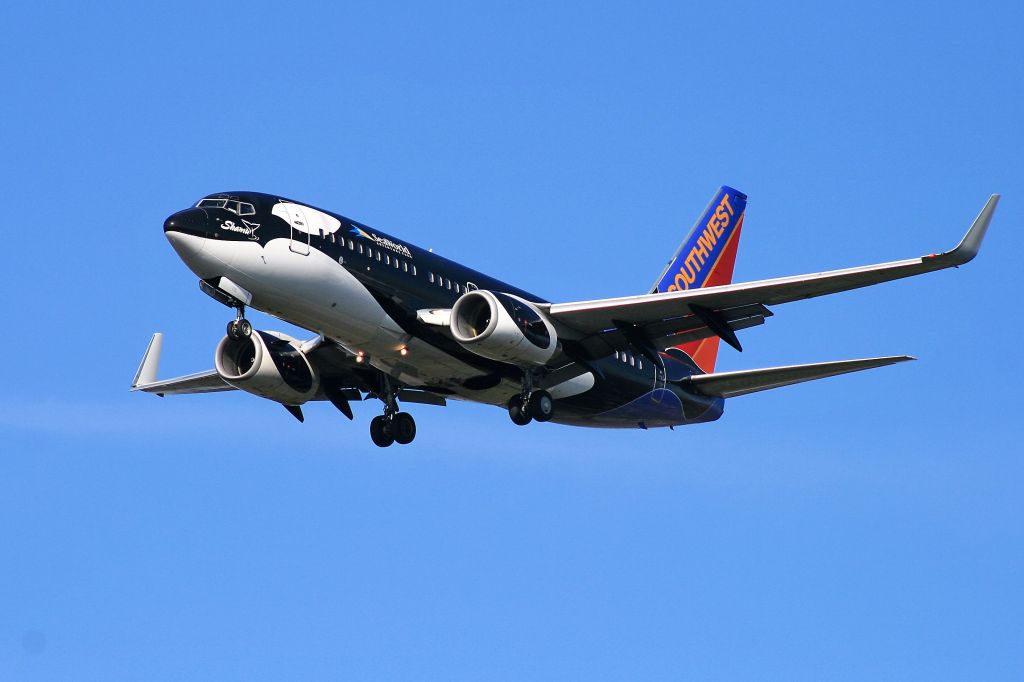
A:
[{"xmin": 650, "ymin": 186, "xmax": 747, "ymax": 373}]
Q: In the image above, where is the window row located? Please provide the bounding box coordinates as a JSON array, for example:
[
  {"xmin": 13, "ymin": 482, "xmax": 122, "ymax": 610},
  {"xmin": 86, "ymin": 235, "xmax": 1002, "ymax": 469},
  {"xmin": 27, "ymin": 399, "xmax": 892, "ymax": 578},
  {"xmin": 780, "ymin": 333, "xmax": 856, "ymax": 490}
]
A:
[
  {"xmin": 317, "ymin": 231, "xmax": 471, "ymax": 295},
  {"xmin": 322, "ymin": 232, "xmax": 420, "ymax": 275},
  {"xmin": 614, "ymin": 349, "xmax": 644, "ymax": 370},
  {"xmin": 426, "ymin": 271, "xmax": 468, "ymax": 294}
]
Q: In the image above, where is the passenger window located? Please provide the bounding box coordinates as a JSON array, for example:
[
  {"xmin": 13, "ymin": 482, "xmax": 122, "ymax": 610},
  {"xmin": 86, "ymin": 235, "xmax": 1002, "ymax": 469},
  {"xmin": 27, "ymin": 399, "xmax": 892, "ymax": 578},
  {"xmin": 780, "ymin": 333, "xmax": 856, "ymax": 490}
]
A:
[
  {"xmin": 428, "ymin": 272, "xmax": 434, "ymax": 283},
  {"xmin": 402, "ymin": 262, "xmax": 408, "ymax": 273},
  {"xmin": 319, "ymin": 229, "xmax": 325, "ymax": 239},
  {"xmin": 347, "ymin": 239, "xmax": 354, "ymax": 250},
  {"xmin": 412, "ymin": 265, "xmax": 417, "ymax": 276},
  {"xmin": 385, "ymin": 254, "xmax": 390, "ymax": 265},
  {"xmin": 329, "ymin": 233, "xmax": 335, "ymax": 244},
  {"xmin": 357, "ymin": 243, "xmax": 364, "ymax": 254},
  {"xmin": 376, "ymin": 251, "xmax": 382, "ymax": 262},
  {"xmin": 393, "ymin": 258, "xmax": 399, "ymax": 269},
  {"xmin": 446, "ymin": 279, "xmax": 451, "ymax": 290},
  {"xmin": 630, "ymin": 355, "xmax": 636, "ymax": 367}
]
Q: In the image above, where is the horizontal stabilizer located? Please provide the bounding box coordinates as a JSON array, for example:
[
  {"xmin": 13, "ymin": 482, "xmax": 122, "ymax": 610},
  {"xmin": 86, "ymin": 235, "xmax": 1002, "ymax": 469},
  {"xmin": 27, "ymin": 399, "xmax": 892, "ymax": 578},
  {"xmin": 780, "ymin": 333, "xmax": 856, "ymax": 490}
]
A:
[{"xmin": 682, "ymin": 355, "xmax": 914, "ymax": 398}]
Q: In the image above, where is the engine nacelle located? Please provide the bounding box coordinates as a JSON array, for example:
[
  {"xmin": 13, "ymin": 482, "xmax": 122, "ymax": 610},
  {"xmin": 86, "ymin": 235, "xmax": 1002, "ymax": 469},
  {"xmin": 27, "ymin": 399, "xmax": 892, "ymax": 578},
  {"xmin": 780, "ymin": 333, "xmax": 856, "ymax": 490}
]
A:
[
  {"xmin": 450, "ymin": 290, "xmax": 557, "ymax": 366},
  {"xmin": 214, "ymin": 330, "xmax": 319, "ymax": 405}
]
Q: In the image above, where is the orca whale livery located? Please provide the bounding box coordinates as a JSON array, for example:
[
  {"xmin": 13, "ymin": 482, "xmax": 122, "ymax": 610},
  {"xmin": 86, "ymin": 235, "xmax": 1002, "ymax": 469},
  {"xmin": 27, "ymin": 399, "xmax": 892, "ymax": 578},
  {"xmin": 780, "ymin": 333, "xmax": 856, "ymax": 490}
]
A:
[{"xmin": 133, "ymin": 187, "xmax": 999, "ymax": 447}]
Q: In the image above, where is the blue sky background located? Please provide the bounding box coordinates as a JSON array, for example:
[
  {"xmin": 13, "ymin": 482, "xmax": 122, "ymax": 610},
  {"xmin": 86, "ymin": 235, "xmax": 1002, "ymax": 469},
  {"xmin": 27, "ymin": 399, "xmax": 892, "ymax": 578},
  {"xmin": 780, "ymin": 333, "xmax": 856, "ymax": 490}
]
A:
[{"xmin": 1, "ymin": 1, "xmax": 1022, "ymax": 679}]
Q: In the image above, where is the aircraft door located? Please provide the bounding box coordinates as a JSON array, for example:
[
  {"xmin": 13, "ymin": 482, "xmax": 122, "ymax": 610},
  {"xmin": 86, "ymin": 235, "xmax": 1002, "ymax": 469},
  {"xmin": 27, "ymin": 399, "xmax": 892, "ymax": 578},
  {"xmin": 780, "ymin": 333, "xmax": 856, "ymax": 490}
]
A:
[{"xmin": 284, "ymin": 203, "xmax": 311, "ymax": 255}]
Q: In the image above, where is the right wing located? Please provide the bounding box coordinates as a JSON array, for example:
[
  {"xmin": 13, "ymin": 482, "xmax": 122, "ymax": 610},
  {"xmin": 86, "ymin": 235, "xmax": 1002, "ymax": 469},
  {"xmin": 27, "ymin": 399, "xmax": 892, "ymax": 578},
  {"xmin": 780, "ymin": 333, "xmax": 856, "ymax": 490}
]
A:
[
  {"xmin": 544, "ymin": 195, "xmax": 999, "ymax": 355},
  {"xmin": 130, "ymin": 333, "xmax": 447, "ymax": 409},
  {"xmin": 130, "ymin": 333, "xmax": 232, "ymax": 396}
]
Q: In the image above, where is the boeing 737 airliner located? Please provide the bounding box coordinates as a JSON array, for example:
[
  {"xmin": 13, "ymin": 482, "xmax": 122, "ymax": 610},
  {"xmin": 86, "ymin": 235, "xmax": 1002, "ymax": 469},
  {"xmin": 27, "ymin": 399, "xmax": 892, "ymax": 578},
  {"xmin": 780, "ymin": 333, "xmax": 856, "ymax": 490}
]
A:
[{"xmin": 133, "ymin": 187, "xmax": 998, "ymax": 447}]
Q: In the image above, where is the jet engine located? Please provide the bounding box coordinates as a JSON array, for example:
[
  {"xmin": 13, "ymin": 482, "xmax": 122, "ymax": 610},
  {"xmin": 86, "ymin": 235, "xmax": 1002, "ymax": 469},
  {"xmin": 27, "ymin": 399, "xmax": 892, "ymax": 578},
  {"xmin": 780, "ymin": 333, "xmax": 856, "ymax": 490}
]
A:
[
  {"xmin": 450, "ymin": 290, "xmax": 557, "ymax": 365},
  {"xmin": 214, "ymin": 330, "xmax": 319, "ymax": 404}
]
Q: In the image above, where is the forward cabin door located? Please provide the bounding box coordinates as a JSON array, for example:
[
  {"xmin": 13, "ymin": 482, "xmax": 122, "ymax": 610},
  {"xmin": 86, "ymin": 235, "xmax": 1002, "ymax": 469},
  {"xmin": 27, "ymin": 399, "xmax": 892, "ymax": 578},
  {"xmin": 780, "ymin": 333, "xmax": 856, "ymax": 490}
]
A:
[{"xmin": 285, "ymin": 203, "xmax": 311, "ymax": 255}]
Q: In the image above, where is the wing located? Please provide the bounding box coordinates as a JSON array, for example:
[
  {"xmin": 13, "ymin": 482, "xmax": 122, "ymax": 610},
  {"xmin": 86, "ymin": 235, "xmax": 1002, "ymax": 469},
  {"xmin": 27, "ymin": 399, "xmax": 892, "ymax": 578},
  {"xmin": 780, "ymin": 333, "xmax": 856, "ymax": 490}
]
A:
[
  {"xmin": 130, "ymin": 333, "xmax": 233, "ymax": 396},
  {"xmin": 130, "ymin": 333, "xmax": 447, "ymax": 411},
  {"xmin": 543, "ymin": 195, "xmax": 998, "ymax": 354}
]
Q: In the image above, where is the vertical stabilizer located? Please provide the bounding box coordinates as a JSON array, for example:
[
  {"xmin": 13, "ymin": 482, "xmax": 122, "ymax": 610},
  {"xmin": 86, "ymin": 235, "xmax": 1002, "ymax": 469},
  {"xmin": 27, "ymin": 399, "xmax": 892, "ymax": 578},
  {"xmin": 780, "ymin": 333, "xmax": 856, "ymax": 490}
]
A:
[{"xmin": 651, "ymin": 186, "xmax": 747, "ymax": 372}]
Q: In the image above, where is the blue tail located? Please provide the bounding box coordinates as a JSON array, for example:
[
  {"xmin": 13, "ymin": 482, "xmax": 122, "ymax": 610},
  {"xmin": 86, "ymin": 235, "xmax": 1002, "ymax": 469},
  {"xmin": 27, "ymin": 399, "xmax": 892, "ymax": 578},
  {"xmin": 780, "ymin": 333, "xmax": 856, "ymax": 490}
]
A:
[{"xmin": 651, "ymin": 186, "xmax": 748, "ymax": 293}]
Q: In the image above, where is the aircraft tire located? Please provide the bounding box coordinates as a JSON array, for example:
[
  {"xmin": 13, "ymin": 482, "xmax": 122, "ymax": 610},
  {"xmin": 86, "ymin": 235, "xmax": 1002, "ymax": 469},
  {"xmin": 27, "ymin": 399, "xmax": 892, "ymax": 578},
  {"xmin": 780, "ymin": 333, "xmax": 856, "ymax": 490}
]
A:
[
  {"xmin": 508, "ymin": 395, "xmax": 532, "ymax": 426},
  {"xmin": 528, "ymin": 390, "xmax": 554, "ymax": 422},
  {"xmin": 393, "ymin": 412, "xmax": 416, "ymax": 445},
  {"xmin": 370, "ymin": 415, "xmax": 394, "ymax": 447}
]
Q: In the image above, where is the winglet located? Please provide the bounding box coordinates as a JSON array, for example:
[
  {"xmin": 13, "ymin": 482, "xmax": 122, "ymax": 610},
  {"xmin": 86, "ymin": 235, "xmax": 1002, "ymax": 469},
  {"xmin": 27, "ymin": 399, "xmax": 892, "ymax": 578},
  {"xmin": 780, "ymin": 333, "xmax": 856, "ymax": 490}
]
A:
[
  {"xmin": 131, "ymin": 333, "xmax": 163, "ymax": 390},
  {"xmin": 941, "ymin": 194, "xmax": 999, "ymax": 266}
]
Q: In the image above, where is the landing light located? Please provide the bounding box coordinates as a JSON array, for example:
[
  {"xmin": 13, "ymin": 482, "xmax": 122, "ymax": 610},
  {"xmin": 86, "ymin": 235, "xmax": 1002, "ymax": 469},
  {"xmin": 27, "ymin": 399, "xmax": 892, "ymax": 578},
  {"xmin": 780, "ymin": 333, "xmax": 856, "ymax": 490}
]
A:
[{"xmin": 399, "ymin": 347, "xmax": 409, "ymax": 356}]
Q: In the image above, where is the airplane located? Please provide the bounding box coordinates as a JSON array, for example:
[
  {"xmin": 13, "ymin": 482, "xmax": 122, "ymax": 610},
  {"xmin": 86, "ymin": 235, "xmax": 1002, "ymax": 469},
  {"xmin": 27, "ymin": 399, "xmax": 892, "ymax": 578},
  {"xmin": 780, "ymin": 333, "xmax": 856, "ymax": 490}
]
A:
[{"xmin": 133, "ymin": 186, "xmax": 999, "ymax": 447}]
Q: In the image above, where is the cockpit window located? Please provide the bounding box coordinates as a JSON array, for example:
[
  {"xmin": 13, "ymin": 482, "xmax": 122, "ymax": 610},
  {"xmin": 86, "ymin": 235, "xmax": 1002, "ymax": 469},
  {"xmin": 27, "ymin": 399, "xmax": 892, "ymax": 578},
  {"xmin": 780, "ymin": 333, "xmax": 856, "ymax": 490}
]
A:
[{"xmin": 196, "ymin": 198, "xmax": 256, "ymax": 216}]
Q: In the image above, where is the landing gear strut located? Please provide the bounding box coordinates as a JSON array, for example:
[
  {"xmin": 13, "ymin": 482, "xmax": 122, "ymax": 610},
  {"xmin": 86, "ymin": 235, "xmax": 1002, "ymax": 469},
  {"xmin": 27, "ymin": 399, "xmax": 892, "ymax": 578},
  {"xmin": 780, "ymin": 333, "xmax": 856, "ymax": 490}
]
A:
[
  {"xmin": 369, "ymin": 376, "xmax": 417, "ymax": 447},
  {"xmin": 226, "ymin": 305, "xmax": 252, "ymax": 339},
  {"xmin": 507, "ymin": 372, "xmax": 554, "ymax": 426}
]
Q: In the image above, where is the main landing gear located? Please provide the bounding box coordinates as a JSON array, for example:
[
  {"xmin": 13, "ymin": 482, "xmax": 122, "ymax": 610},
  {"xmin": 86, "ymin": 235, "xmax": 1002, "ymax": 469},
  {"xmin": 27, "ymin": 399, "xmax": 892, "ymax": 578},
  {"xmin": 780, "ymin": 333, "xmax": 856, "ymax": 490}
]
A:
[
  {"xmin": 226, "ymin": 305, "xmax": 252, "ymax": 339},
  {"xmin": 369, "ymin": 377, "xmax": 416, "ymax": 447},
  {"xmin": 507, "ymin": 371, "xmax": 554, "ymax": 426}
]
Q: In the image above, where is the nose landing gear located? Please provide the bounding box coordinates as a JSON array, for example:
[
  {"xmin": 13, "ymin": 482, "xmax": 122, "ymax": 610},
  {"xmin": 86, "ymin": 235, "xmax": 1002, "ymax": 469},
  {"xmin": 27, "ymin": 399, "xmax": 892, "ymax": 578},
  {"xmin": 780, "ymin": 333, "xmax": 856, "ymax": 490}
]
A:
[{"xmin": 226, "ymin": 305, "xmax": 252, "ymax": 339}]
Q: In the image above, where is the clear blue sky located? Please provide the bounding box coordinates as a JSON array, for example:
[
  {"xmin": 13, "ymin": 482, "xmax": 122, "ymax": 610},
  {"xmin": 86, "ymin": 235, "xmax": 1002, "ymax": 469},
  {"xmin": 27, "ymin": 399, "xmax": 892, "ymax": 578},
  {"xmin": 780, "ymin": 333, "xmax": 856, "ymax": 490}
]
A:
[{"xmin": 1, "ymin": 1, "xmax": 1021, "ymax": 679}]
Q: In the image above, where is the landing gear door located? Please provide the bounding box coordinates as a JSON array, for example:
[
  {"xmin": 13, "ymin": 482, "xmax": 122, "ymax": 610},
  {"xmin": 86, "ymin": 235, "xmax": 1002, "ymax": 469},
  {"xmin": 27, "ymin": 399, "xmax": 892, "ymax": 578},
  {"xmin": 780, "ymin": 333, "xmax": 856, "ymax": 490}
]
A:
[{"xmin": 283, "ymin": 203, "xmax": 311, "ymax": 255}]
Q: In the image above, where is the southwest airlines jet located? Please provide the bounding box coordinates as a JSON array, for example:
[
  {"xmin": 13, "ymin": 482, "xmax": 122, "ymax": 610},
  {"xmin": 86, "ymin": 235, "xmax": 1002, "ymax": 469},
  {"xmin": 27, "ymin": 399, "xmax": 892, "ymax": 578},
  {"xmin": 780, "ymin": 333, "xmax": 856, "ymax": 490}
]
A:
[{"xmin": 133, "ymin": 188, "xmax": 998, "ymax": 447}]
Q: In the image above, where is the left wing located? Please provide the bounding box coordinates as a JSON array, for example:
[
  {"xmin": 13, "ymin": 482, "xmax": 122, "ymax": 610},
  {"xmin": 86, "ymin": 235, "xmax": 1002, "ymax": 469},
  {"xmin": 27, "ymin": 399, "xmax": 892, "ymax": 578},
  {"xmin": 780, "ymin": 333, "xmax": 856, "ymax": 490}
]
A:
[{"xmin": 544, "ymin": 195, "xmax": 998, "ymax": 350}]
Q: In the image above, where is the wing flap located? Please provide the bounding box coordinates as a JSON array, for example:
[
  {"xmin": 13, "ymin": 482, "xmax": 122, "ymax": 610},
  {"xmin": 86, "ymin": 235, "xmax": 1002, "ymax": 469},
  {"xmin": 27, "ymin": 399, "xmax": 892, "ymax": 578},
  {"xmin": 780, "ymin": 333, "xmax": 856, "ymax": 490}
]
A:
[
  {"xmin": 683, "ymin": 355, "xmax": 914, "ymax": 398},
  {"xmin": 565, "ymin": 304, "xmax": 772, "ymax": 359}
]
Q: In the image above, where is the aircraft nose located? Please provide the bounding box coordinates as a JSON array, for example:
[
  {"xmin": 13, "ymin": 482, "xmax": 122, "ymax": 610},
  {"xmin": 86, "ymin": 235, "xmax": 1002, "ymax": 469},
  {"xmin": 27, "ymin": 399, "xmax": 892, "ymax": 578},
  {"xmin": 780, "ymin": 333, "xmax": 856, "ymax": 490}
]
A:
[
  {"xmin": 164, "ymin": 208, "xmax": 209, "ymax": 264},
  {"xmin": 164, "ymin": 207, "xmax": 209, "ymax": 235}
]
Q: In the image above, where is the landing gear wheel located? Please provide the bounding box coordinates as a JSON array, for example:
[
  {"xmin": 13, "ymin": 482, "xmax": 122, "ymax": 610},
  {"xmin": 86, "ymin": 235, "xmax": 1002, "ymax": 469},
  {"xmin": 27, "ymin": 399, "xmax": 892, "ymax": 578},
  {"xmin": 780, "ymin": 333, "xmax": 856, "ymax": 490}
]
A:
[
  {"xmin": 527, "ymin": 390, "xmax": 554, "ymax": 422},
  {"xmin": 369, "ymin": 415, "xmax": 394, "ymax": 447},
  {"xmin": 392, "ymin": 412, "xmax": 416, "ymax": 445},
  {"xmin": 226, "ymin": 318, "xmax": 252, "ymax": 339},
  {"xmin": 508, "ymin": 395, "xmax": 532, "ymax": 426}
]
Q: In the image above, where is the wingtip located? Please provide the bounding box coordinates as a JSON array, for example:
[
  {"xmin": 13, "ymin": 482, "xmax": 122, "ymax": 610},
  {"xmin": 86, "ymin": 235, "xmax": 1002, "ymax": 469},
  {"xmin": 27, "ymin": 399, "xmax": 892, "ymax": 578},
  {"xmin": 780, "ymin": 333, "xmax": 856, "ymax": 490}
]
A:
[
  {"xmin": 949, "ymin": 194, "xmax": 999, "ymax": 264},
  {"xmin": 130, "ymin": 332, "xmax": 164, "ymax": 390}
]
